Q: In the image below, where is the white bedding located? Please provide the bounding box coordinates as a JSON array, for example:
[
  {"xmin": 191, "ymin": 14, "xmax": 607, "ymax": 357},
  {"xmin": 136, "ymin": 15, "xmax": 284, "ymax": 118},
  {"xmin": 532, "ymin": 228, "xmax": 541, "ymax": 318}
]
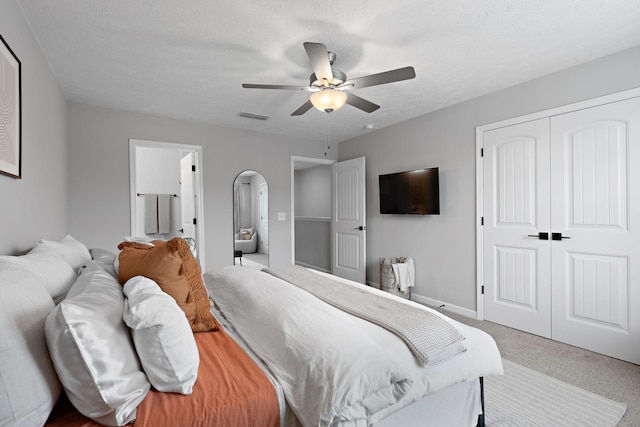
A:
[
  {"xmin": 205, "ymin": 266, "xmax": 503, "ymax": 427},
  {"xmin": 310, "ymin": 270, "xmax": 503, "ymax": 424},
  {"xmin": 207, "ymin": 266, "xmax": 411, "ymax": 427}
]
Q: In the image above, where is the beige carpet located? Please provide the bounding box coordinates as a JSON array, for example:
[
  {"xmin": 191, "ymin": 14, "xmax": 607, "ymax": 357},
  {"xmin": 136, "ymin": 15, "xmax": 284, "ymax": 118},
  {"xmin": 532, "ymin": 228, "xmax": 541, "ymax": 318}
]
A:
[
  {"xmin": 436, "ymin": 308, "xmax": 639, "ymax": 426},
  {"xmin": 485, "ymin": 359, "xmax": 627, "ymax": 427}
]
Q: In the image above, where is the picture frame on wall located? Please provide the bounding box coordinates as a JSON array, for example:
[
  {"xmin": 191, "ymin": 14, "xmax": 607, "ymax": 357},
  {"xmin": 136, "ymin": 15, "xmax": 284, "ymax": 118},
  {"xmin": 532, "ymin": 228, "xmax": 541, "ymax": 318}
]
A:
[{"xmin": 0, "ymin": 34, "xmax": 22, "ymax": 179}]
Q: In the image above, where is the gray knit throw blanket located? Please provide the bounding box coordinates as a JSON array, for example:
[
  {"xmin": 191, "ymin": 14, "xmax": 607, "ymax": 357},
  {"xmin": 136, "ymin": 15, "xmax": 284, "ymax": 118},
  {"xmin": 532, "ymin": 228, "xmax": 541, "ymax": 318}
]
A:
[{"xmin": 263, "ymin": 266, "xmax": 467, "ymax": 366}]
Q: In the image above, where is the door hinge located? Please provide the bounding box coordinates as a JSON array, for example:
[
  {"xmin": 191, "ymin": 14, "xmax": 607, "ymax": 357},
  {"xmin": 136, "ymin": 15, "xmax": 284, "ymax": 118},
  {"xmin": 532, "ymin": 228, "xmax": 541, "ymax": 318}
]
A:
[
  {"xmin": 192, "ymin": 218, "xmax": 197, "ymax": 225},
  {"xmin": 481, "ymin": 285, "xmax": 485, "ymax": 295},
  {"xmin": 481, "ymin": 216, "xmax": 484, "ymax": 226},
  {"xmin": 480, "ymin": 148, "xmax": 484, "ymax": 157},
  {"xmin": 192, "ymin": 165, "xmax": 196, "ymax": 172}
]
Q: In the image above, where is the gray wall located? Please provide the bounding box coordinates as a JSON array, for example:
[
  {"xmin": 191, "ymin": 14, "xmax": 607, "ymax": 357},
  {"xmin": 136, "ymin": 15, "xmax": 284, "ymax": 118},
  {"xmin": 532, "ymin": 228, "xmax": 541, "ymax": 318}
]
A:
[
  {"xmin": 295, "ymin": 219, "xmax": 330, "ymax": 271},
  {"xmin": 338, "ymin": 45, "xmax": 640, "ymax": 313},
  {"xmin": 0, "ymin": 0, "xmax": 68, "ymax": 255},
  {"xmin": 134, "ymin": 146, "xmax": 182, "ymax": 240},
  {"xmin": 67, "ymin": 102, "xmax": 334, "ymax": 270},
  {"xmin": 294, "ymin": 165, "xmax": 331, "ymax": 217}
]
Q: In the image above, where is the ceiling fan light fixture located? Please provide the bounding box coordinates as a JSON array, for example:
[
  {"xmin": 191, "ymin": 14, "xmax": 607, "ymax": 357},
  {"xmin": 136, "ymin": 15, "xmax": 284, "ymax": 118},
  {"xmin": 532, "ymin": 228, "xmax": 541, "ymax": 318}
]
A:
[
  {"xmin": 310, "ymin": 89, "xmax": 347, "ymax": 113},
  {"xmin": 242, "ymin": 42, "xmax": 415, "ymax": 116}
]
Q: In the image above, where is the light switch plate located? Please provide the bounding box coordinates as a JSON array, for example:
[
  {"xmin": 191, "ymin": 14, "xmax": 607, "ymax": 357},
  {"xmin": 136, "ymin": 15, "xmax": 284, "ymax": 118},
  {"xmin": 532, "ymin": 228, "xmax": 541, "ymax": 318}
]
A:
[{"xmin": 278, "ymin": 212, "xmax": 286, "ymax": 221}]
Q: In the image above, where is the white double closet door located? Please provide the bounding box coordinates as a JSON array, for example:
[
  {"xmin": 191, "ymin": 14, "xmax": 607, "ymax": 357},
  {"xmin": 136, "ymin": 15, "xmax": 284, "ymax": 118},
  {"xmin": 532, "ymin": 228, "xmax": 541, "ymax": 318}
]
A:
[{"xmin": 482, "ymin": 96, "xmax": 640, "ymax": 364}]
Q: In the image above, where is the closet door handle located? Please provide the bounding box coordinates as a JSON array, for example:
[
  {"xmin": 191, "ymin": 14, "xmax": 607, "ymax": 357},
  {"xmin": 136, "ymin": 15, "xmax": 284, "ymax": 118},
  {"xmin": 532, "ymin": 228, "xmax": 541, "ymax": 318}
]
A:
[
  {"xmin": 552, "ymin": 232, "xmax": 571, "ymax": 241},
  {"xmin": 527, "ymin": 232, "xmax": 549, "ymax": 240}
]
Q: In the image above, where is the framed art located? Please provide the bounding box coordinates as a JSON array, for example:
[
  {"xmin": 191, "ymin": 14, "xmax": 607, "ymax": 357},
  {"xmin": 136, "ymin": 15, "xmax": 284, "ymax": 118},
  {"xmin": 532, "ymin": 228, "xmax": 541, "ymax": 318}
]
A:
[{"xmin": 0, "ymin": 34, "xmax": 21, "ymax": 179}]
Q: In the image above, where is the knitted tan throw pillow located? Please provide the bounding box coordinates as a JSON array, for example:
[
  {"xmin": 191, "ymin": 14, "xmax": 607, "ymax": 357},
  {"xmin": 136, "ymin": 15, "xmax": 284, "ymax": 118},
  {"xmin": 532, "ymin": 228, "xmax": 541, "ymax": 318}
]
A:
[
  {"xmin": 118, "ymin": 239, "xmax": 215, "ymax": 333},
  {"xmin": 169, "ymin": 238, "xmax": 215, "ymax": 333}
]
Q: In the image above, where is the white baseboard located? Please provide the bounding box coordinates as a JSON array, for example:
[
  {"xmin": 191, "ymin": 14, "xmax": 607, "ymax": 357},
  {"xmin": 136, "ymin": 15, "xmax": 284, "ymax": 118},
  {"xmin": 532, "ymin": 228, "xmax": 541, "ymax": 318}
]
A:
[
  {"xmin": 411, "ymin": 293, "xmax": 477, "ymax": 319},
  {"xmin": 366, "ymin": 280, "xmax": 381, "ymax": 289},
  {"xmin": 294, "ymin": 261, "xmax": 331, "ymax": 274},
  {"xmin": 366, "ymin": 281, "xmax": 477, "ymax": 319}
]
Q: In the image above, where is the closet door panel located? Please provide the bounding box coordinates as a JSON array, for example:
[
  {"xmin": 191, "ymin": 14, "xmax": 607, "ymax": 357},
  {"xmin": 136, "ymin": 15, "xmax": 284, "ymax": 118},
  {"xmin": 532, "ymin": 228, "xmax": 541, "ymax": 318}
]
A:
[
  {"xmin": 550, "ymin": 96, "xmax": 640, "ymax": 364},
  {"xmin": 482, "ymin": 118, "xmax": 551, "ymax": 338}
]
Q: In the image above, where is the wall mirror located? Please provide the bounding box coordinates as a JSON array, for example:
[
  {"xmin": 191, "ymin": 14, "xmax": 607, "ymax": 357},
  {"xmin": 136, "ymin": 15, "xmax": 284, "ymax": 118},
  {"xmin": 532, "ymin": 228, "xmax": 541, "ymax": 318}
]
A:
[
  {"xmin": 129, "ymin": 139, "xmax": 205, "ymax": 268},
  {"xmin": 233, "ymin": 170, "xmax": 268, "ymax": 267}
]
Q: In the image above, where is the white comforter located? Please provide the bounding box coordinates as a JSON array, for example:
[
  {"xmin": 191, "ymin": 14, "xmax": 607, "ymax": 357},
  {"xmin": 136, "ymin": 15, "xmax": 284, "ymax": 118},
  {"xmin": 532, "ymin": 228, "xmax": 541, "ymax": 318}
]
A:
[{"xmin": 205, "ymin": 266, "xmax": 502, "ymax": 427}]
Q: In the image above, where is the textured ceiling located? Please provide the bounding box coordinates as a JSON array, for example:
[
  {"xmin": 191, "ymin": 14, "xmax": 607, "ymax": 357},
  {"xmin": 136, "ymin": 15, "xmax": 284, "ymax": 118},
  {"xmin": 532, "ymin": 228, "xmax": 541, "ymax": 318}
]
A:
[{"xmin": 17, "ymin": 0, "xmax": 640, "ymax": 144}]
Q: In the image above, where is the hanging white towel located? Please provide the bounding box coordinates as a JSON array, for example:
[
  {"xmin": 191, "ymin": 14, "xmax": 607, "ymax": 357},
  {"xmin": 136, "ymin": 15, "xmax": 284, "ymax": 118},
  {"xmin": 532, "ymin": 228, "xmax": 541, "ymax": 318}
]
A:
[
  {"xmin": 144, "ymin": 194, "xmax": 158, "ymax": 234},
  {"xmin": 392, "ymin": 257, "xmax": 415, "ymax": 292},
  {"xmin": 404, "ymin": 257, "xmax": 415, "ymax": 291},
  {"xmin": 157, "ymin": 194, "xmax": 171, "ymax": 234},
  {"xmin": 391, "ymin": 263, "xmax": 401, "ymax": 286}
]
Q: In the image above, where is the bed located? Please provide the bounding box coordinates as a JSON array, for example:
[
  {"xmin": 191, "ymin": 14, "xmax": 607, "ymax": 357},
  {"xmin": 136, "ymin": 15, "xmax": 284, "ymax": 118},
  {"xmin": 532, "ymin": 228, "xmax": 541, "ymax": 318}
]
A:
[
  {"xmin": 0, "ymin": 235, "xmax": 502, "ymax": 427},
  {"xmin": 205, "ymin": 265, "xmax": 503, "ymax": 427}
]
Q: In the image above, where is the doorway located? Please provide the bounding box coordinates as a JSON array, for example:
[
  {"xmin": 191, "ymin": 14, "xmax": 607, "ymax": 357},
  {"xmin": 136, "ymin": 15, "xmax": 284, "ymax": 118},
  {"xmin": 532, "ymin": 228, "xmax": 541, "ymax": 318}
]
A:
[
  {"xmin": 291, "ymin": 157, "xmax": 334, "ymax": 272},
  {"xmin": 291, "ymin": 156, "xmax": 367, "ymax": 284},
  {"xmin": 128, "ymin": 139, "xmax": 205, "ymax": 268}
]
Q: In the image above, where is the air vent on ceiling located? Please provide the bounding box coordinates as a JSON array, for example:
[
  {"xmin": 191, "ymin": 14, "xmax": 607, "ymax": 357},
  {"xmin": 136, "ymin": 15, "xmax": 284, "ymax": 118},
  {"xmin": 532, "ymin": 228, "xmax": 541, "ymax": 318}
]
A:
[{"xmin": 239, "ymin": 112, "xmax": 270, "ymax": 121}]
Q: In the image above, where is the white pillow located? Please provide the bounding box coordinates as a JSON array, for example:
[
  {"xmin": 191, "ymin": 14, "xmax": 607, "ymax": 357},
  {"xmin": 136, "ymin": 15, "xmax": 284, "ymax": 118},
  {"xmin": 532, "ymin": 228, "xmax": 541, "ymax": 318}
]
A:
[
  {"xmin": 123, "ymin": 235, "xmax": 156, "ymax": 245},
  {"xmin": 34, "ymin": 234, "xmax": 91, "ymax": 269},
  {"xmin": 114, "ymin": 253, "xmax": 119, "ymax": 276},
  {"xmin": 45, "ymin": 262, "xmax": 150, "ymax": 426},
  {"xmin": 89, "ymin": 247, "xmax": 117, "ymax": 279},
  {"xmin": 0, "ymin": 259, "xmax": 61, "ymax": 427},
  {"xmin": 123, "ymin": 276, "xmax": 199, "ymax": 395},
  {"xmin": 0, "ymin": 249, "xmax": 76, "ymax": 302}
]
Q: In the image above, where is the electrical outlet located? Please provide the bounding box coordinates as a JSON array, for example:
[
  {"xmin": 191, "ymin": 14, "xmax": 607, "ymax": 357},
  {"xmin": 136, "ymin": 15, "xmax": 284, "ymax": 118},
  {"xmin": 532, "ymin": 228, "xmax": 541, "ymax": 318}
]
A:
[{"xmin": 278, "ymin": 212, "xmax": 286, "ymax": 221}]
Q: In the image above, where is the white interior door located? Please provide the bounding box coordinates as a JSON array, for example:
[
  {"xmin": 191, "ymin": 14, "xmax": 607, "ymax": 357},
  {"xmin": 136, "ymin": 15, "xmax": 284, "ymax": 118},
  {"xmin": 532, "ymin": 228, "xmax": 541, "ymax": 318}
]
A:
[
  {"xmin": 482, "ymin": 119, "xmax": 552, "ymax": 337},
  {"xmin": 550, "ymin": 97, "xmax": 640, "ymax": 364},
  {"xmin": 180, "ymin": 152, "xmax": 196, "ymax": 240},
  {"xmin": 332, "ymin": 157, "xmax": 366, "ymax": 284},
  {"xmin": 481, "ymin": 96, "xmax": 640, "ymax": 364}
]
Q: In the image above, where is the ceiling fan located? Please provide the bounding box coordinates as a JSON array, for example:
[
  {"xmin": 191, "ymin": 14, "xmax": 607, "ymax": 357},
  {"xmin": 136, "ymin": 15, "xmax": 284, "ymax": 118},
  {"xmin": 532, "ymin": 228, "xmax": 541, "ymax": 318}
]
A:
[{"xmin": 242, "ymin": 42, "xmax": 416, "ymax": 116}]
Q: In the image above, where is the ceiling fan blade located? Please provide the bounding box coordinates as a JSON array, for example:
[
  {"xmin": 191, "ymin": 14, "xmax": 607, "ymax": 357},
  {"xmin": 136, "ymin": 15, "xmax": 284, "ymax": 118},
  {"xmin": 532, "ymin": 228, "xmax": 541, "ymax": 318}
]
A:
[
  {"xmin": 242, "ymin": 83, "xmax": 316, "ymax": 92},
  {"xmin": 291, "ymin": 100, "xmax": 314, "ymax": 116},
  {"xmin": 346, "ymin": 93, "xmax": 380, "ymax": 113},
  {"xmin": 304, "ymin": 42, "xmax": 334, "ymax": 83},
  {"xmin": 343, "ymin": 66, "xmax": 416, "ymax": 89}
]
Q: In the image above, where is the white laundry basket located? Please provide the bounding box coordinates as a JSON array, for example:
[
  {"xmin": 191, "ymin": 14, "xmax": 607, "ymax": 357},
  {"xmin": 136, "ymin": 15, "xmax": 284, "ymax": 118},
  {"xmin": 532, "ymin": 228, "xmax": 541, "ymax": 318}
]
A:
[{"xmin": 379, "ymin": 257, "xmax": 411, "ymax": 300}]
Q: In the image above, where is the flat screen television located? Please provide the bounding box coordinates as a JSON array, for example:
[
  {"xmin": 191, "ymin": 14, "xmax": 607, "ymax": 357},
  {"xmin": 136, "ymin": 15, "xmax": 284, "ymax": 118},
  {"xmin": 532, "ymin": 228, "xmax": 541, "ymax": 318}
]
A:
[{"xmin": 379, "ymin": 167, "xmax": 440, "ymax": 215}]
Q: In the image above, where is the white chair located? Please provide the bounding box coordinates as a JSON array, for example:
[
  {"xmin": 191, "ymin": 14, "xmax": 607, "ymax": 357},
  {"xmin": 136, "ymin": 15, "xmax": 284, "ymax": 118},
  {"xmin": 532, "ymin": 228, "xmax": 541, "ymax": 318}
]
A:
[{"xmin": 234, "ymin": 228, "xmax": 257, "ymax": 254}]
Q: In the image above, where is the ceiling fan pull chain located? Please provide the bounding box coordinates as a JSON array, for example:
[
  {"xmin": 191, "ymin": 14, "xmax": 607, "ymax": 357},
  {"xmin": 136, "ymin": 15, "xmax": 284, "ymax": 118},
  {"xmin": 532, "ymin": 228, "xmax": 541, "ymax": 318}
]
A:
[
  {"xmin": 327, "ymin": 112, "xmax": 331, "ymax": 151},
  {"xmin": 324, "ymin": 112, "xmax": 332, "ymax": 156}
]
